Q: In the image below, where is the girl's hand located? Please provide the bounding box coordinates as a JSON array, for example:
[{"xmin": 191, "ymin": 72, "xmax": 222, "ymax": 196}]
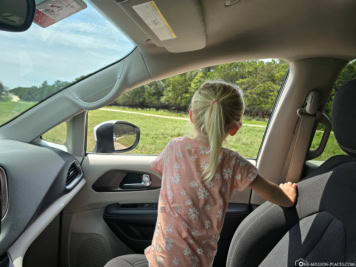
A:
[
  {"xmin": 249, "ymin": 175, "xmax": 298, "ymax": 208},
  {"xmin": 279, "ymin": 182, "xmax": 298, "ymax": 207}
]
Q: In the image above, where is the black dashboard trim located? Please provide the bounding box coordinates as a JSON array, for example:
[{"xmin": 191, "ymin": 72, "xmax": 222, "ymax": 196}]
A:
[{"xmin": 0, "ymin": 140, "xmax": 83, "ymax": 256}]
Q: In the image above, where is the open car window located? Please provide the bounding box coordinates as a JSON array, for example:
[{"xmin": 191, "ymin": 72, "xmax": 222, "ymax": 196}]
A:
[
  {"xmin": 85, "ymin": 59, "xmax": 289, "ymax": 159},
  {"xmin": 309, "ymin": 60, "xmax": 356, "ymax": 161},
  {"xmin": 0, "ymin": 1, "xmax": 135, "ymax": 126}
]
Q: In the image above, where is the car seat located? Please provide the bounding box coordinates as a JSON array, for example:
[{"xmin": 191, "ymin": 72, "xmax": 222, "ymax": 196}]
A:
[{"xmin": 226, "ymin": 79, "xmax": 356, "ymax": 266}]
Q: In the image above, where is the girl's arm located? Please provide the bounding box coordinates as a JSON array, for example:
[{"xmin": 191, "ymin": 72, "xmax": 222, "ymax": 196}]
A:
[{"xmin": 248, "ymin": 174, "xmax": 298, "ymax": 207}]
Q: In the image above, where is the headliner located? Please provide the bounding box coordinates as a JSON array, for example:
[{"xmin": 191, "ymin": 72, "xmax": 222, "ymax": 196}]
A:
[{"xmin": 91, "ymin": 0, "xmax": 356, "ymax": 79}]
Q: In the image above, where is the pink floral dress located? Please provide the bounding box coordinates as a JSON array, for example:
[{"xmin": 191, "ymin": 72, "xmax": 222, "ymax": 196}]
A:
[{"xmin": 144, "ymin": 137, "xmax": 258, "ymax": 267}]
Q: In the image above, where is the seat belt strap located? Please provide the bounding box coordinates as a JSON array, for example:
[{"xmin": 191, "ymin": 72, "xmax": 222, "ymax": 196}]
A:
[
  {"xmin": 286, "ymin": 111, "xmax": 316, "ymax": 183},
  {"xmin": 286, "ymin": 90, "xmax": 321, "ymax": 183}
]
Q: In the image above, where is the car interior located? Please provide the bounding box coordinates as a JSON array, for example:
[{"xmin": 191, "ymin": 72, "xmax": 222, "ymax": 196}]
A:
[{"xmin": 0, "ymin": 0, "xmax": 355, "ymax": 267}]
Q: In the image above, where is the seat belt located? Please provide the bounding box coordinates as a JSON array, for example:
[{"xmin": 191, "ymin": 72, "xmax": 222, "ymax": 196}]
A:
[{"xmin": 285, "ymin": 90, "xmax": 321, "ymax": 183}]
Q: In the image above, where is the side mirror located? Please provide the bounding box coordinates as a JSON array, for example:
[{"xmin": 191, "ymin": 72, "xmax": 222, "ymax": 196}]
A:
[
  {"xmin": 93, "ymin": 121, "xmax": 140, "ymax": 153},
  {"xmin": 0, "ymin": 0, "xmax": 35, "ymax": 32}
]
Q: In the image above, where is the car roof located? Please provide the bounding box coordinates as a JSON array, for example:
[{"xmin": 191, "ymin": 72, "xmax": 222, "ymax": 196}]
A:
[{"xmin": 92, "ymin": 0, "xmax": 356, "ymax": 78}]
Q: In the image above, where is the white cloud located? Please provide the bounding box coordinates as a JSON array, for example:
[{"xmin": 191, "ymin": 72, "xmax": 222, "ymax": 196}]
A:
[
  {"xmin": 3, "ymin": 19, "xmax": 132, "ymax": 52},
  {"xmin": 0, "ymin": 1, "xmax": 135, "ymax": 88},
  {"xmin": 0, "ymin": 37, "xmax": 134, "ymax": 87}
]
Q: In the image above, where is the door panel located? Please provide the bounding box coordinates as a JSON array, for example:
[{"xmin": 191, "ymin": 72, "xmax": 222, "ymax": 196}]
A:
[
  {"xmin": 63, "ymin": 154, "xmax": 161, "ymax": 214},
  {"xmin": 104, "ymin": 203, "xmax": 158, "ymax": 253},
  {"xmin": 61, "ymin": 154, "xmax": 161, "ymax": 267},
  {"xmin": 103, "ymin": 202, "xmax": 250, "ymax": 266},
  {"xmin": 92, "ymin": 170, "xmax": 161, "ymax": 192},
  {"xmin": 61, "ymin": 154, "xmax": 255, "ymax": 267}
]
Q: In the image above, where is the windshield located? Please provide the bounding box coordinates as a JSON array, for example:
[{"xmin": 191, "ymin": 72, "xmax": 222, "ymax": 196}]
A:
[{"xmin": 0, "ymin": 1, "xmax": 135, "ymax": 126}]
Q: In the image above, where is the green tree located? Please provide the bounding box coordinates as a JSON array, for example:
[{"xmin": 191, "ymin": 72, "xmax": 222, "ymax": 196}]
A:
[
  {"xmin": 0, "ymin": 81, "xmax": 7, "ymax": 101},
  {"xmin": 189, "ymin": 71, "xmax": 207, "ymax": 93},
  {"xmin": 243, "ymin": 81, "xmax": 280, "ymax": 115},
  {"xmin": 0, "ymin": 82, "xmax": 4, "ymax": 97},
  {"xmin": 325, "ymin": 60, "xmax": 356, "ymax": 116},
  {"xmin": 74, "ymin": 75, "xmax": 86, "ymax": 82},
  {"xmin": 10, "ymin": 80, "xmax": 71, "ymax": 102},
  {"xmin": 143, "ymin": 80, "xmax": 165, "ymax": 108},
  {"xmin": 209, "ymin": 63, "xmax": 242, "ymax": 83},
  {"xmin": 235, "ymin": 60, "xmax": 288, "ymax": 116},
  {"xmin": 112, "ymin": 60, "xmax": 290, "ymax": 115},
  {"xmin": 116, "ymin": 86, "xmax": 146, "ymax": 107},
  {"xmin": 161, "ymin": 71, "xmax": 197, "ymax": 110}
]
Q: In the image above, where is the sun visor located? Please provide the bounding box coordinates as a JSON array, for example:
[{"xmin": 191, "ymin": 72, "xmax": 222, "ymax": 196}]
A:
[{"xmin": 116, "ymin": 0, "xmax": 206, "ymax": 53}]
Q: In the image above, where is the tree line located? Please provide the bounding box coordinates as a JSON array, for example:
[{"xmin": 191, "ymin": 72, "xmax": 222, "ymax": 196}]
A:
[
  {"xmin": 115, "ymin": 59, "xmax": 356, "ymax": 117},
  {"xmin": 115, "ymin": 60, "xmax": 289, "ymax": 117},
  {"xmin": 9, "ymin": 80, "xmax": 71, "ymax": 102},
  {"xmin": 1, "ymin": 60, "xmax": 355, "ymax": 118},
  {"xmin": 0, "ymin": 82, "xmax": 10, "ymax": 101},
  {"xmin": 0, "ymin": 75, "xmax": 86, "ymax": 103}
]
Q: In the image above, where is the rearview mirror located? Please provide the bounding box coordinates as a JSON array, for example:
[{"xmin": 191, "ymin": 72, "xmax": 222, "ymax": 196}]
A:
[
  {"xmin": 0, "ymin": 0, "xmax": 35, "ymax": 32},
  {"xmin": 93, "ymin": 121, "xmax": 140, "ymax": 153}
]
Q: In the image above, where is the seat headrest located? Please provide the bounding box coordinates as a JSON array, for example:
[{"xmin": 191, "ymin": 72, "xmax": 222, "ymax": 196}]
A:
[{"xmin": 332, "ymin": 79, "xmax": 356, "ymax": 157}]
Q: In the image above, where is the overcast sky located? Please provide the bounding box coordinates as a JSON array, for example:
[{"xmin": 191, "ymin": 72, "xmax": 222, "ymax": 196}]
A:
[{"xmin": 0, "ymin": 1, "xmax": 135, "ymax": 89}]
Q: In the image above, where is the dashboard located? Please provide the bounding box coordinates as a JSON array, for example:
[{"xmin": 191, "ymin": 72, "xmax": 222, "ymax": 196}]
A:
[{"xmin": 0, "ymin": 140, "xmax": 85, "ymax": 267}]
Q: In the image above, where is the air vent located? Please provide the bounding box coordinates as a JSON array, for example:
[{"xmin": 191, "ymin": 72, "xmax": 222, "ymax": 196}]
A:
[{"xmin": 66, "ymin": 161, "xmax": 83, "ymax": 190}]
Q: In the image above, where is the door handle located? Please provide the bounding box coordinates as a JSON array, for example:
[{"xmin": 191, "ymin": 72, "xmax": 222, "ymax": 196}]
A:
[{"xmin": 121, "ymin": 174, "xmax": 152, "ymax": 189}]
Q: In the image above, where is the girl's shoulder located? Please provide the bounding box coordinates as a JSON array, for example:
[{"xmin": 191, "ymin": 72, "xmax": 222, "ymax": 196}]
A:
[
  {"xmin": 180, "ymin": 136, "xmax": 210, "ymax": 147},
  {"xmin": 169, "ymin": 137, "xmax": 210, "ymax": 154},
  {"xmin": 169, "ymin": 137, "xmax": 186, "ymax": 146},
  {"xmin": 221, "ymin": 148, "xmax": 257, "ymax": 174},
  {"xmin": 221, "ymin": 147, "xmax": 247, "ymax": 163},
  {"xmin": 165, "ymin": 137, "xmax": 188, "ymax": 151},
  {"xmin": 222, "ymin": 147, "xmax": 241, "ymax": 158}
]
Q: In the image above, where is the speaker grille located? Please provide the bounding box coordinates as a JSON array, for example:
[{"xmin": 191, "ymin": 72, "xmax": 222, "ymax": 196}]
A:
[{"xmin": 70, "ymin": 233, "xmax": 111, "ymax": 267}]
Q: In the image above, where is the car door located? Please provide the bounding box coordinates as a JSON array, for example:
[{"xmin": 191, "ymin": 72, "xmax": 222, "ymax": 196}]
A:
[{"xmin": 60, "ymin": 126, "xmax": 252, "ymax": 267}]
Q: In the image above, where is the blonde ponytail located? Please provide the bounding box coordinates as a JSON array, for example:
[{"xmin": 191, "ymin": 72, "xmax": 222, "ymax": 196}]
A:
[
  {"xmin": 191, "ymin": 81, "xmax": 244, "ymax": 183},
  {"xmin": 203, "ymin": 99, "xmax": 224, "ymax": 181}
]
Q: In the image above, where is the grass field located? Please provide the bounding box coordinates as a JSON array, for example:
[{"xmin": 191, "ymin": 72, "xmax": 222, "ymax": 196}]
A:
[
  {"xmin": 85, "ymin": 106, "xmax": 268, "ymax": 158},
  {"xmin": 1, "ymin": 101, "xmax": 345, "ymax": 160},
  {"xmin": 44, "ymin": 106, "xmax": 344, "ymax": 160},
  {"xmin": 0, "ymin": 101, "xmax": 36, "ymax": 126}
]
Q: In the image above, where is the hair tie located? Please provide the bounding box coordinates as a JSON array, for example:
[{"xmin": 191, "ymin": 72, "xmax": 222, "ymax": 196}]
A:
[{"xmin": 212, "ymin": 100, "xmax": 217, "ymax": 105}]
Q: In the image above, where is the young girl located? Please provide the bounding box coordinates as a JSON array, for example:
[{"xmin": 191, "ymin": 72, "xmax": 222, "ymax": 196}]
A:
[{"xmin": 144, "ymin": 81, "xmax": 297, "ymax": 267}]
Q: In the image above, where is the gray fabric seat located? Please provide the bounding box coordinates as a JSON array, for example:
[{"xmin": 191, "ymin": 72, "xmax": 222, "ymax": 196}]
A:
[
  {"xmin": 104, "ymin": 254, "xmax": 148, "ymax": 267},
  {"xmin": 227, "ymin": 79, "xmax": 356, "ymax": 266},
  {"xmin": 227, "ymin": 162, "xmax": 356, "ymax": 266}
]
